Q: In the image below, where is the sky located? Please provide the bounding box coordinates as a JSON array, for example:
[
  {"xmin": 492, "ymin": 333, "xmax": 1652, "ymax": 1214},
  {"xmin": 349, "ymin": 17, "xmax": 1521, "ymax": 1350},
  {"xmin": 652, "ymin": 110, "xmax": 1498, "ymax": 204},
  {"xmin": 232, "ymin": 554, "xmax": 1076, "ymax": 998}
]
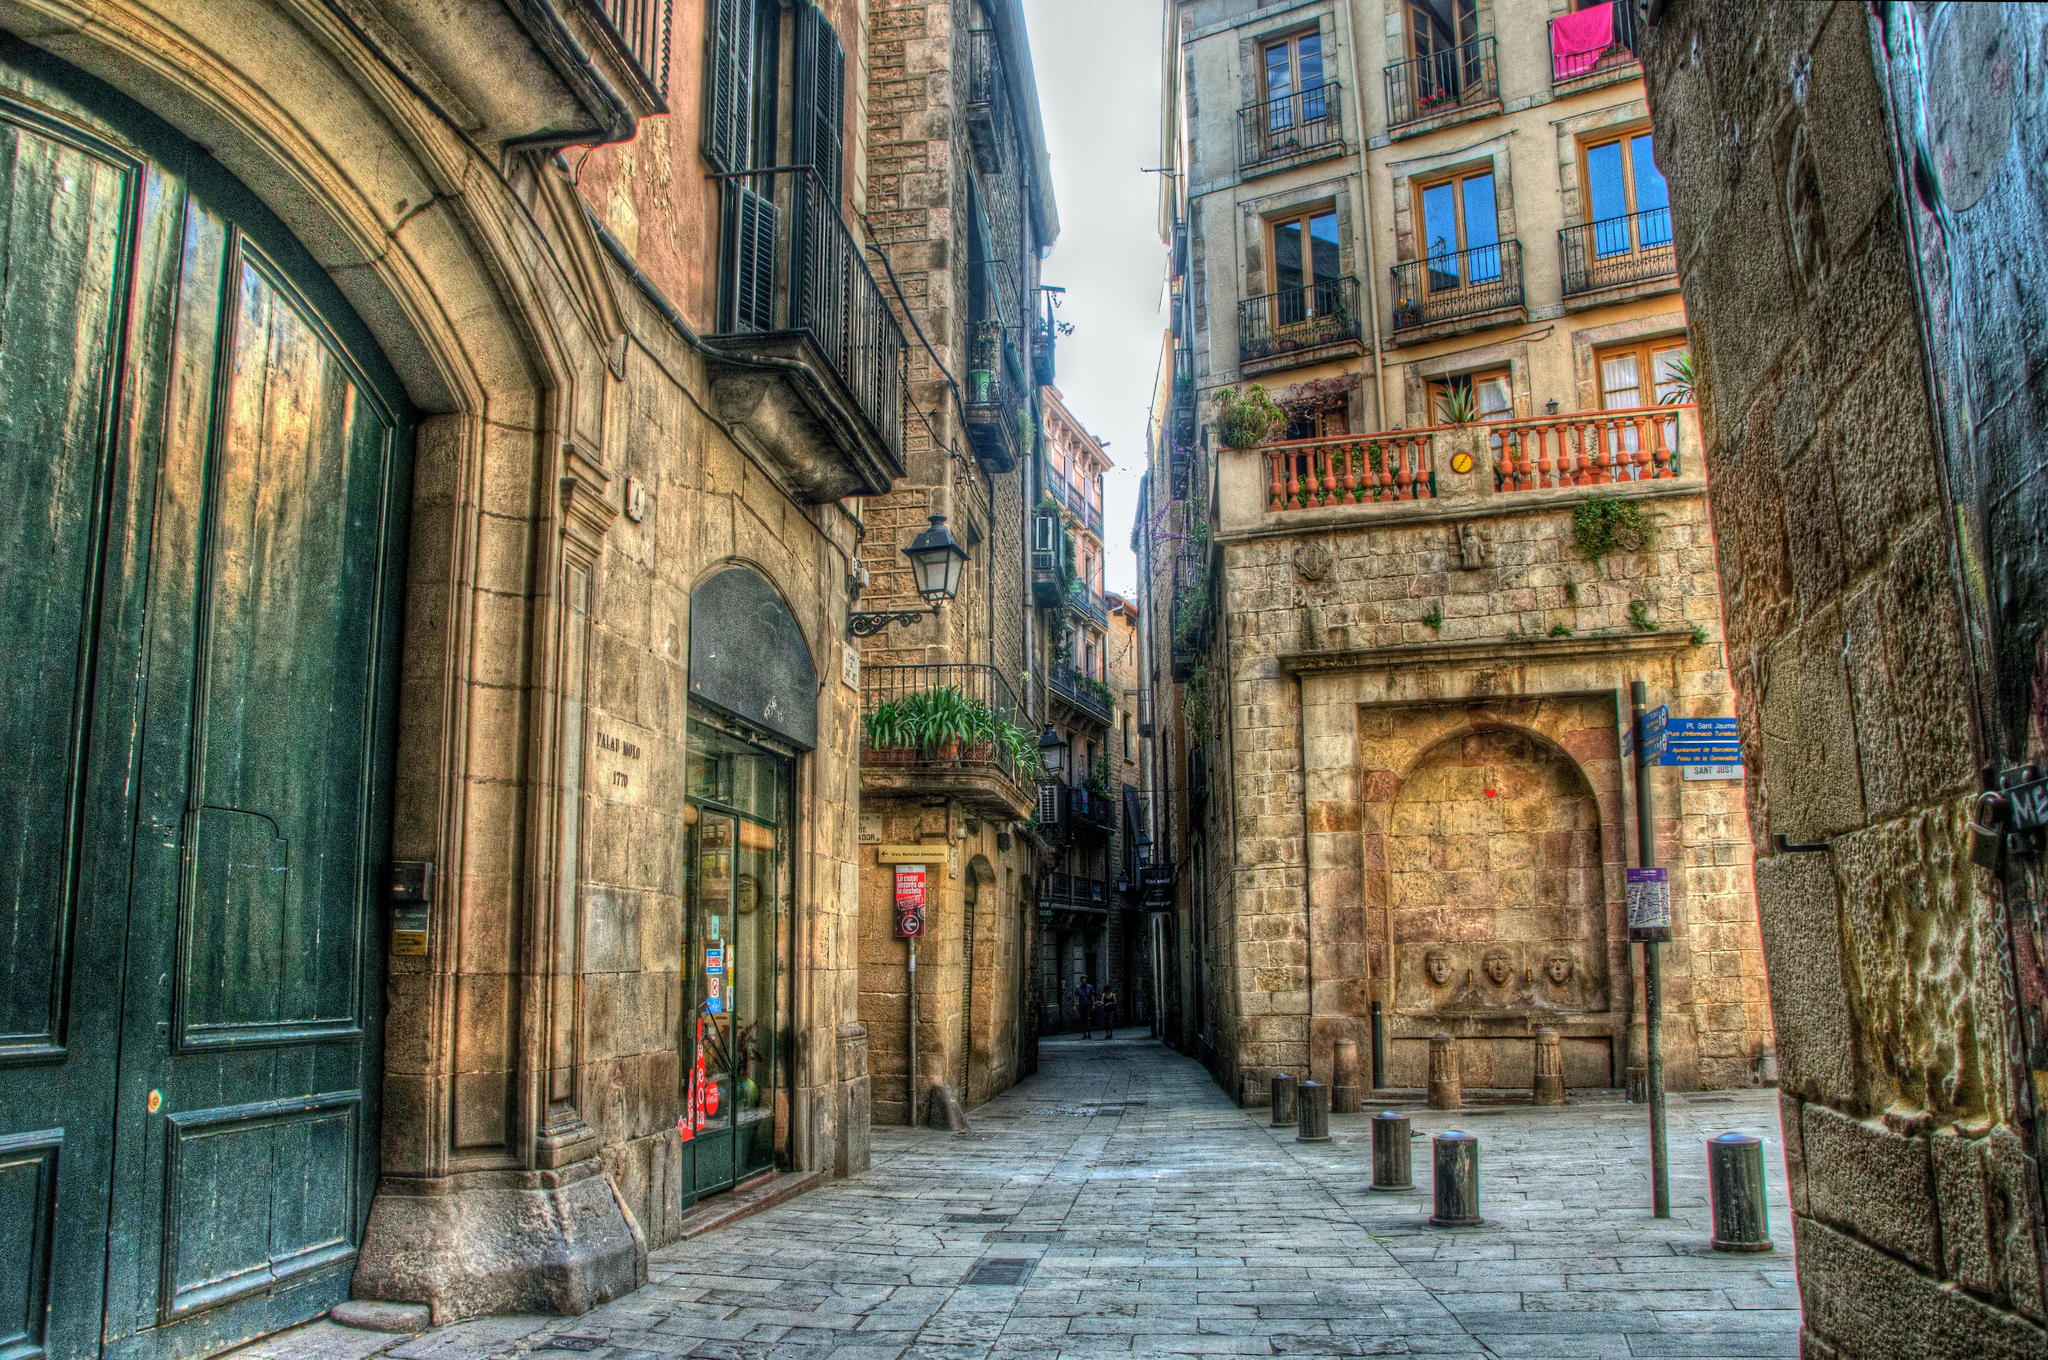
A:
[{"xmin": 1021, "ymin": 0, "xmax": 1167, "ymax": 598}]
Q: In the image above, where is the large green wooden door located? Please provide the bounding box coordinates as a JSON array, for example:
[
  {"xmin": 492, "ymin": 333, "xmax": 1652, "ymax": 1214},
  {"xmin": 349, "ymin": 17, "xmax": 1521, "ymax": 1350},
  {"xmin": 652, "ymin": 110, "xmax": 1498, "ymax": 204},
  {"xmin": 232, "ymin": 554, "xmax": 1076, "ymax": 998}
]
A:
[{"xmin": 0, "ymin": 41, "xmax": 408, "ymax": 1360}]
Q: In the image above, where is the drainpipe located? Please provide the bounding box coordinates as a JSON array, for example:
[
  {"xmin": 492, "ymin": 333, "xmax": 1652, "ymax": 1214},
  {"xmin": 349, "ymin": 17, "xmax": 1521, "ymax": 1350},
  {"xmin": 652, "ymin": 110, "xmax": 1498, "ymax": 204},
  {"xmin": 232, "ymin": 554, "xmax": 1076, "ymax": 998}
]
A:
[{"xmin": 1342, "ymin": 16, "xmax": 1394, "ymax": 426}]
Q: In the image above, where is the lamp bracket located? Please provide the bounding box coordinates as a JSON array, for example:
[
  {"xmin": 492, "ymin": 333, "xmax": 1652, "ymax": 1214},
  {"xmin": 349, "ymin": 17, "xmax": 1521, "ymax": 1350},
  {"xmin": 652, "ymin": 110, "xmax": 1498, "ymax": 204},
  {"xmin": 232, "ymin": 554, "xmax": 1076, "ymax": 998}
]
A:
[{"xmin": 849, "ymin": 608, "xmax": 935, "ymax": 638}]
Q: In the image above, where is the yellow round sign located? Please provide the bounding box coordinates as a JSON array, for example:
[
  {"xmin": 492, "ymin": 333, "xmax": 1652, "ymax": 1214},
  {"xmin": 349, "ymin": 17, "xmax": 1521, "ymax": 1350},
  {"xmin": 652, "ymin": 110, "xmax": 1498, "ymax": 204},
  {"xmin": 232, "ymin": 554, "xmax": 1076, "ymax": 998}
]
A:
[{"xmin": 1449, "ymin": 450, "xmax": 1475, "ymax": 475}]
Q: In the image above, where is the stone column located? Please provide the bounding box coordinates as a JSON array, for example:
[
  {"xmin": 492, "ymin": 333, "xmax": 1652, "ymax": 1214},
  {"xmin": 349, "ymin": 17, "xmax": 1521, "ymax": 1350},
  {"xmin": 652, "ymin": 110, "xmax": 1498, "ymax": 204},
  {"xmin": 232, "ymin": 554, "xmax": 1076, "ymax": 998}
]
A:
[
  {"xmin": 1533, "ymin": 1027, "xmax": 1565, "ymax": 1106},
  {"xmin": 1427, "ymin": 1033, "xmax": 1461, "ymax": 1110}
]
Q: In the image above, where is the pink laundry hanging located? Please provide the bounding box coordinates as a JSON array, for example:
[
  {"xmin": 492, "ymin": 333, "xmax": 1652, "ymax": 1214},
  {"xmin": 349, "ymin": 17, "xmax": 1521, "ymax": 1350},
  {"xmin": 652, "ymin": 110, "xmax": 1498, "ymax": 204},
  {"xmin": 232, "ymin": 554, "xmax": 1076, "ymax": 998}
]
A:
[{"xmin": 1551, "ymin": 2, "xmax": 1616, "ymax": 81}]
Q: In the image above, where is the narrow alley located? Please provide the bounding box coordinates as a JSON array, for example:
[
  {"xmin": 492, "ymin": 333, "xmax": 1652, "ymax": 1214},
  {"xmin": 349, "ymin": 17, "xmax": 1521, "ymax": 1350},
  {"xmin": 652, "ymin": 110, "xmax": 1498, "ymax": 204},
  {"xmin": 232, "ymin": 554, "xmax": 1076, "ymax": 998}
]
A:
[{"xmin": 252, "ymin": 1037, "xmax": 1796, "ymax": 1360}]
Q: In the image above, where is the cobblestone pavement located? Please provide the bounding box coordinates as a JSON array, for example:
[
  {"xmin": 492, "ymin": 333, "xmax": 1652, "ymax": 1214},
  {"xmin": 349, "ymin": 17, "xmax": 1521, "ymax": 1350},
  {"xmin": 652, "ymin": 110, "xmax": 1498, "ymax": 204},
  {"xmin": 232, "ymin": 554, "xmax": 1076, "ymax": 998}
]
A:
[{"xmin": 241, "ymin": 1033, "xmax": 1798, "ymax": 1360}]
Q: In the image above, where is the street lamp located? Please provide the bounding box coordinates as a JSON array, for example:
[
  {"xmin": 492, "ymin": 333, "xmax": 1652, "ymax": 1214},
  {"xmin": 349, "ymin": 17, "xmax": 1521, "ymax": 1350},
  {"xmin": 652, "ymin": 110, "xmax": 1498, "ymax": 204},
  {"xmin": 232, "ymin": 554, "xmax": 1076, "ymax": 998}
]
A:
[
  {"xmin": 849, "ymin": 515, "xmax": 970, "ymax": 636},
  {"xmin": 1037, "ymin": 724, "xmax": 1068, "ymax": 780}
]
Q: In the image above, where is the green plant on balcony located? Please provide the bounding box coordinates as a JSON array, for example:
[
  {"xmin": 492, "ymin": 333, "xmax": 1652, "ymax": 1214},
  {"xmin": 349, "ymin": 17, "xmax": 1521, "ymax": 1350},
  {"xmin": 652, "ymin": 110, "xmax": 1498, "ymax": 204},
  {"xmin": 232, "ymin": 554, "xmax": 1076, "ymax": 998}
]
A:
[
  {"xmin": 1015, "ymin": 403, "xmax": 1036, "ymax": 451},
  {"xmin": 1084, "ymin": 751, "xmax": 1113, "ymax": 798},
  {"xmin": 997, "ymin": 718, "xmax": 1040, "ymax": 773},
  {"xmin": 1658, "ymin": 352, "xmax": 1696, "ymax": 405},
  {"xmin": 1437, "ymin": 384, "xmax": 1480, "ymax": 424},
  {"xmin": 1079, "ymin": 676, "xmax": 1115, "ymax": 713},
  {"xmin": 866, "ymin": 686, "xmax": 1008, "ymax": 767},
  {"xmin": 970, "ymin": 319, "xmax": 1002, "ymax": 405},
  {"xmin": 1212, "ymin": 384, "xmax": 1285, "ymax": 448}
]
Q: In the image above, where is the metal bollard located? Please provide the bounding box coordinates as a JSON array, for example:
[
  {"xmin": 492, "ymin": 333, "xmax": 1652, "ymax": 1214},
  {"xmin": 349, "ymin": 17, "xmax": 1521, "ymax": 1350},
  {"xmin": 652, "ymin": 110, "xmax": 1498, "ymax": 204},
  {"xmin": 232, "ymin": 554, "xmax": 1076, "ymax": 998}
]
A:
[
  {"xmin": 1427, "ymin": 1033, "xmax": 1461, "ymax": 1110},
  {"xmin": 1369, "ymin": 1111, "xmax": 1412, "ymax": 1191},
  {"xmin": 1270, "ymin": 1072, "xmax": 1298, "ymax": 1127},
  {"xmin": 1332, "ymin": 1039, "xmax": 1362, "ymax": 1114},
  {"xmin": 1533, "ymin": 1026, "xmax": 1566, "ymax": 1106},
  {"xmin": 1428, "ymin": 1131, "xmax": 1483, "ymax": 1227},
  {"xmin": 1296, "ymin": 1080, "xmax": 1331, "ymax": 1142},
  {"xmin": 1707, "ymin": 1133, "xmax": 1774, "ymax": 1252}
]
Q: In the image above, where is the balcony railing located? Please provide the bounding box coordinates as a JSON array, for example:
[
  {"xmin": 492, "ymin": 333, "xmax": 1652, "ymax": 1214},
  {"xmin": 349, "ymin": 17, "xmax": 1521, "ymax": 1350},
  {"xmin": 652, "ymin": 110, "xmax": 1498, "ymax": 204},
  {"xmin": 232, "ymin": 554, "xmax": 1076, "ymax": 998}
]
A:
[
  {"xmin": 860, "ymin": 663, "xmax": 1033, "ymax": 796},
  {"xmin": 1048, "ymin": 466, "xmax": 1103, "ymax": 537},
  {"xmin": 965, "ymin": 28, "xmax": 1007, "ymax": 171},
  {"xmin": 1064, "ymin": 581, "xmax": 1110, "ymax": 631},
  {"xmin": 1067, "ymin": 788, "xmax": 1115, "ymax": 833},
  {"xmin": 1261, "ymin": 430, "xmax": 1439, "ymax": 511},
  {"xmin": 1048, "ymin": 661, "xmax": 1113, "ymax": 723},
  {"xmin": 1560, "ymin": 209, "xmax": 1676, "ymax": 296},
  {"xmin": 714, "ymin": 167, "xmax": 905, "ymax": 460},
  {"xmin": 1384, "ymin": 36, "xmax": 1497, "ymax": 129},
  {"xmin": 1492, "ymin": 405, "xmax": 1690, "ymax": 490},
  {"xmin": 1239, "ymin": 276, "xmax": 1361, "ymax": 365},
  {"xmin": 965, "ymin": 346, "xmax": 1028, "ymax": 471},
  {"xmin": 1238, "ymin": 82, "xmax": 1343, "ymax": 172},
  {"xmin": 593, "ymin": 0, "xmax": 673, "ymax": 101},
  {"xmin": 1390, "ymin": 240, "xmax": 1523, "ymax": 332},
  {"xmin": 1041, "ymin": 871, "xmax": 1109, "ymax": 910},
  {"xmin": 1549, "ymin": 0, "xmax": 1639, "ymax": 84}
]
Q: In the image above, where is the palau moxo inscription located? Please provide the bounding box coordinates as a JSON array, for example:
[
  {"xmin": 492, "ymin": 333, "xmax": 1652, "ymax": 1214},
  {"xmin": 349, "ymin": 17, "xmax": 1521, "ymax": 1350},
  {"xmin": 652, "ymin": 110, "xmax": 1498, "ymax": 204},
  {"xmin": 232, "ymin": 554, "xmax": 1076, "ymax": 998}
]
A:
[{"xmin": 597, "ymin": 730, "xmax": 641, "ymax": 788}]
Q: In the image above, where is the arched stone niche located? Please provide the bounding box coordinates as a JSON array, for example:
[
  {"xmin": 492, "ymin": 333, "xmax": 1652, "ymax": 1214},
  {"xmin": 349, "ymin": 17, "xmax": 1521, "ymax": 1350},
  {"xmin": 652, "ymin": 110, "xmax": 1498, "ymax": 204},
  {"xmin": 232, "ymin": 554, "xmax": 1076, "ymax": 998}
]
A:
[
  {"xmin": 1388, "ymin": 726, "xmax": 1611, "ymax": 1018},
  {"xmin": 688, "ymin": 566, "xmax": 819, "ymax": 750}
]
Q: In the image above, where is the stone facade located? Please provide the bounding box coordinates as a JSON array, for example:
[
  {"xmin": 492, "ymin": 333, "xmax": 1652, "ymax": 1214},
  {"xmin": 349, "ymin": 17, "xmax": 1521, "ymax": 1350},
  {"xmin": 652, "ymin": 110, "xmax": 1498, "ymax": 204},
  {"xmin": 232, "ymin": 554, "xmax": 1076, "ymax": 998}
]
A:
[
  {"xmin": 1139, "ymin": 0, "xmax": 1772, "ymax": 1105},
  {"xmin": 853, "ymin": 0, "xmax": 1057, "ymax": 1127},
  {"xmin": 1639, "ymin": 3, "xmax": 2048, "ymax": 1354}
]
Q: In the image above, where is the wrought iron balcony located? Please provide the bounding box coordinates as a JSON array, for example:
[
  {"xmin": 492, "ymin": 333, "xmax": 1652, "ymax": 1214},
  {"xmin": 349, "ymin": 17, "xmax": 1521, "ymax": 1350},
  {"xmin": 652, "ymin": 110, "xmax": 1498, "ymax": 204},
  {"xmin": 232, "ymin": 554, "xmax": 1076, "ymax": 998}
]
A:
[
  {"xmin": 1063, "ymin": 581, "xmax": 1110, "ymax": 631},
  {"xmin": 1048, "ymin": 661, "xmax": 1113, "ymax": 724},
  {"xmin": 1048, "ymin": 466, "xmax": 1103, "ymax": 537},
  {"xmin": 1239, "ymin": 276, "xmax": 1361, "ymax": 367},
  {"xmin": 707, "ymin": 167, "xmax": 907, "ymax": 499},
  {"xmin": 965, "ymin": 352, "xmax": 1028, "ymax": 473},
  {"xmin": 1041, "ymin": 870, "xmax": 1110, "ymax": 911},
  {"xmin": 1389, "ymin": 240, "xmax": 1523, "ymax": 334},
  {"xmin": 965, "ymin": 28, "xmax": 1006, "ymax": 172},
  {"xmin": 1238, "ymin": 82, "xmax": 1343, "ymax": 173},
  {"xmin": 1384, "ymin": 36, "xmax": 1497, "ymax": 130},
  {"xmin": 1549, "ymin": 0, "xmax": 1639, "ymax": 85},
  {"xmin": 1066, "ymin": 788, "xmax": 1116, "ymax": 834},
  {"xmin": 859, "ymin": 663, "xmax": 1035, "ymax": 816},
  {"xmin": 1560, "ymin": 209, "xmax": 1676, "ymax": 297}
]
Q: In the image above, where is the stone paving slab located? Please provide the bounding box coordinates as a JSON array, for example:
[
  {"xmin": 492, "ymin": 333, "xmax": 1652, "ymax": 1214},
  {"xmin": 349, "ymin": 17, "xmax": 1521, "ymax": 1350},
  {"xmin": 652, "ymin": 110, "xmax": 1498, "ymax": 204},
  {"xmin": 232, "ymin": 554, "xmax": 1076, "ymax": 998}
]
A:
[{"xmin": 230, "ymin": 1034, "xmax": 1797, "ymax": 1360}]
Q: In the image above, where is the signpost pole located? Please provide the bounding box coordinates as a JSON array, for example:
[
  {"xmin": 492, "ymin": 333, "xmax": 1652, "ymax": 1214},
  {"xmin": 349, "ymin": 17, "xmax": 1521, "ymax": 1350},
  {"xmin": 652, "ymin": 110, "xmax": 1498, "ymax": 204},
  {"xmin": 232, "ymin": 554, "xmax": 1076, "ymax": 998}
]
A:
[
  {"xmin": 1631, "ymin": 680, "xmax": 1671, "ymax": 1219},
  {"xmin": 907, "ymin": 933, "xmax": 919, "ymax": 1128}
]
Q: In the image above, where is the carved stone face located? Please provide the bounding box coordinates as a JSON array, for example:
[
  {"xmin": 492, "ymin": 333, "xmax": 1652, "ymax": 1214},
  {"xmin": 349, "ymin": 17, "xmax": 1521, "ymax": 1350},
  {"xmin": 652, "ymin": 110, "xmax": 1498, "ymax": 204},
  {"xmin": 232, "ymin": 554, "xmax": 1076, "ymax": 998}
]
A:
[
  {"xmin": 1482, "ymin": 949, "xmax": 1513, "ymax": 988},
  {"xmin": 1544, "ymin": 952, "xmax": 1573, "ymax": 987},
  {"xmin": 1423, "ymin": 950, "xmax": 1452, "ymax": 987}
]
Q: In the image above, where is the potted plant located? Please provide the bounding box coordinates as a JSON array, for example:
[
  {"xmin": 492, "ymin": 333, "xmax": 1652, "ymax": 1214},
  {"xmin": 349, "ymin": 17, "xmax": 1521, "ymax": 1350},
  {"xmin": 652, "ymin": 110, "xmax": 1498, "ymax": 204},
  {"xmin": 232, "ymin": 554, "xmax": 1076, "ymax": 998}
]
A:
[
  {"xmin": 898, "ymin": 685, "xmax": 983, "ymax": 764},
  {"xmin": 996, "ymin": 718, "xmax": 1039, "ymax": 775},
  {"xmin": 863, "ymin": 700, "xmax": 918, "ymax": 766},
  {"xmin": 970, "ymin": 319, "xmax": 1002, "ymax": 404},
  {"xmin": 960, "ymin": 697, "xmax": 1001, "ymax": 765},
  {"xmin": 1211, "ymin": 384, "xmax": 1285, "ymax": 449}
]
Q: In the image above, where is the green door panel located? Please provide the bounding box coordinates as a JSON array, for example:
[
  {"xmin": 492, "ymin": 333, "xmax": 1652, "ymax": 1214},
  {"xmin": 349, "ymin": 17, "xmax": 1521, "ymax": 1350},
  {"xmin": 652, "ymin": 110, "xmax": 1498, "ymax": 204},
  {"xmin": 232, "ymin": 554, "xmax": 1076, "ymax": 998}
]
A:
[
  {"xmin": 0, "ymin": 88, "xmax": 153, "ymax": 1360},
  {"xmin": 0, "ymin": 37, "xmax": 410, "ymax": 1360}
]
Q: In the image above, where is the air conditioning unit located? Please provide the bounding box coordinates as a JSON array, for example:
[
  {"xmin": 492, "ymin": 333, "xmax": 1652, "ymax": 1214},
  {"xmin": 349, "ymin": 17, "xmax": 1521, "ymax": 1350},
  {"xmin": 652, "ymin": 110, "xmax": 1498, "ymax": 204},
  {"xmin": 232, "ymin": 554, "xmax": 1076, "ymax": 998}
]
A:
[{"xmin": 1036, "ymin": 782, "xmax": 1063, "ymax": 827}]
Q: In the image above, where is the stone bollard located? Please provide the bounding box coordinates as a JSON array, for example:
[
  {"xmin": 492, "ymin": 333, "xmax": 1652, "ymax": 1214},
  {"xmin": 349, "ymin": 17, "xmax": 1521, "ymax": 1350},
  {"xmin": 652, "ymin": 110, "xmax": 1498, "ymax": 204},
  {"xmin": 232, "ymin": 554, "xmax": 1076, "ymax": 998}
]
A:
[
  {"xmin": 1429, "ymin": 1131, "xmax": 1483, "ymax": 1227},
  {"xmin": 1369, "ymin": 1111, "xmax": 1413, "ymax": 1192},
  {"xmin": 1270, "ymin": 1073, "xmax": 1298, "ymax": 1127},
  {"xmin": 1707, "ymin": 1133, "xmax": 1774, "ymax": 1252},
  {"xmin": 1296, "ymin": 1081, "xmax": 1331, "ymax": 1142},
  {"xmin": 1332, "ymin": 1039, "xmax": 1362, "ymax": 1114},
  {"xmin": 1533, "ymin": 1027, "xmax": 1566, "ymax": 1106},
  {"xmin": 1427, "ymin": 1033, "xmax": 1461, "ymax": 1110}
]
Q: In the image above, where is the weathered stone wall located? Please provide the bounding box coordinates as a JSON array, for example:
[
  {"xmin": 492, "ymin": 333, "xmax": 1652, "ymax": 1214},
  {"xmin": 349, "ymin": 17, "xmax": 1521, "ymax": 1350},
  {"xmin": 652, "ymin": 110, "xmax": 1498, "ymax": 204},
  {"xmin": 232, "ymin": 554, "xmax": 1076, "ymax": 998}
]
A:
[
  {"xmin": 1640, "ymin": 3, "xmax": 2048, "ymax": 1354},
  {"xmin": 1210, "ymin": 463, "xmax": 1770, "ymax": 1102}
]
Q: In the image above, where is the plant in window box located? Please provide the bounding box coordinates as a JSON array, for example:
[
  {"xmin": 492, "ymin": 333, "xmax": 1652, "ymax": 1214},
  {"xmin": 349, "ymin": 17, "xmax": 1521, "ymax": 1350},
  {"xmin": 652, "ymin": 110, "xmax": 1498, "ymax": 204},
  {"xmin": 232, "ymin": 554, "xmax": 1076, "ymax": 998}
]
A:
[{"xmin": 862, "ymin": 700, "xmax": 916, "ymax": 767}]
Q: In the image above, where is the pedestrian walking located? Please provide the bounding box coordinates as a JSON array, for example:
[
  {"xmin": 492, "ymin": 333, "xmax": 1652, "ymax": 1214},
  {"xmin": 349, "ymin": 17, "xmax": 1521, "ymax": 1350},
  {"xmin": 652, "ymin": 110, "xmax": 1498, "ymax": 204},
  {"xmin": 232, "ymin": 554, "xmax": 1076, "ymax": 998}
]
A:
[
  {"xmin": 1098, "ymin": 985, "xmax": 1120, "ymax": 1038},
  {"xmin": 1074, "ymin": 975, "xmax": 1097, "ymax": 1037}
]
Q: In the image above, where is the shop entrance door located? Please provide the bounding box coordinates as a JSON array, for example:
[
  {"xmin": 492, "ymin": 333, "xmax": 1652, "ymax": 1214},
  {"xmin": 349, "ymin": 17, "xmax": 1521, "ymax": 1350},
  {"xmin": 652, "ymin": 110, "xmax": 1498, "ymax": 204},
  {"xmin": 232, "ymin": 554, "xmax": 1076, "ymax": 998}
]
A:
[{"xmin": 679, "ymin": 723, "xmax": 789, "ymax": 1204}]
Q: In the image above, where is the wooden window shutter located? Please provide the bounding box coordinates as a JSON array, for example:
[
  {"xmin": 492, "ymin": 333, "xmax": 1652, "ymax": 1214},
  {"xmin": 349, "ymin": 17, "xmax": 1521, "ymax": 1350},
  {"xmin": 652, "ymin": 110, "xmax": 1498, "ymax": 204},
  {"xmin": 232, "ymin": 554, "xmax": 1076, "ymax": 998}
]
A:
[
  {"xmin": 704, "ymin": 0, "xmax": 755, "ymax": 172},
  {"xmin": 792, "ymin": 4, "xmax": 846, "ymax": 202},
  {"xmin": 720, "ymin": 181, "xmax": 778, "ymax": 332}
]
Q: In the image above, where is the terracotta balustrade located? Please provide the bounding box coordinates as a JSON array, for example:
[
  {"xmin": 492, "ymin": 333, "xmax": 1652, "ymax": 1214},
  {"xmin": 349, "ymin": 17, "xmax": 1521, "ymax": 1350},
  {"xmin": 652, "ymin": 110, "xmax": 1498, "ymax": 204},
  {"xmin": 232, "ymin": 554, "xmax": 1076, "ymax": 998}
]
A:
[
  {"xmin": 1492, "ymin": 404, "xmax": 1690, "ymax": 492},
  {"xmin": 1263, "ymin": 429, "xmax": 1441, "ymax": 511}
]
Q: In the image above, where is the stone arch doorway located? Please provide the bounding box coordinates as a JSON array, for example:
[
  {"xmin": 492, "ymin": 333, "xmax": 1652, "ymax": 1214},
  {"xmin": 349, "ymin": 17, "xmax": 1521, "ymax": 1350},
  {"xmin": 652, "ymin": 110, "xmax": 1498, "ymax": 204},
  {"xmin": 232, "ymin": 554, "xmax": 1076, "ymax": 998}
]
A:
[{"xmin": 1385, "ymin": 725, "xmax": 1616, "ymax": 1087}]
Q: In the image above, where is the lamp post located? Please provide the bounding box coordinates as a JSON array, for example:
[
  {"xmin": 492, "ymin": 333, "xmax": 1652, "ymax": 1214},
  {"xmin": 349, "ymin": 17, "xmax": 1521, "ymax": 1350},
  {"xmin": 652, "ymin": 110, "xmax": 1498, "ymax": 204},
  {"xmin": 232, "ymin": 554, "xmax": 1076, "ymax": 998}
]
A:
[
  {"xmin": 849, "ymin": 515, "xmax": 970, "ymax": 636},
  {"xmin": 1037, "ymin": 724, "xmax": 1069, "ymax": 781}
]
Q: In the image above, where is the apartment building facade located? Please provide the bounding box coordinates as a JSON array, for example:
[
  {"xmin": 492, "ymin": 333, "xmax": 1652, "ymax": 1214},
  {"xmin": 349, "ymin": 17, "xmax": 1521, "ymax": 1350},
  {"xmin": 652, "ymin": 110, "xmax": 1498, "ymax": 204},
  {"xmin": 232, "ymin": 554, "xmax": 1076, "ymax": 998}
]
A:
[{"xmin": 1139, "ymin": 0, "xmax": 1773, "ymax": 1103}]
